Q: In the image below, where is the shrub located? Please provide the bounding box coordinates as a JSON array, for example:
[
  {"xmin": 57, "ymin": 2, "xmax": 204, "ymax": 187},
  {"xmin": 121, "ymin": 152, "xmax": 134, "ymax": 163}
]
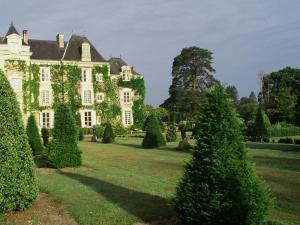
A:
[
  {"xmin": 174, "ymin": 85, "xmax": 270, "ymax": 225},
  {"xmin": 294, "ymin": 138, "xmax": 300, "ymax": 145},
  {"xmin": 142, "ymin": 115, "xmax": 166, "ymax": 148},
  {"xmin": 26, "ymin": 114, "xmax": 44, "ymax": 155},
  {"xmin": 166, "ymin": 124, "xmax": 177, "ymax": 142},
  {"xmin": 91, "ymin": 126, "xmax": 97, "ymax": 142},
  {"xmin": 102, "ymin": 122, "xmax": 115, "ymax": 143},
  {"xmin": 262, "ymin": 137, "xmax": 270, "ymax": 143},
  {"xmin": 47, "ymin": 103, "xmax": 82, "ymax": 168},
  {"xmin": 278, "ymin": 137, "xmax": 293, "ymax": 144},
  {"xmin": 0, "ymin": 70, "xmax": 38, "ymax": 213},
  {"xmin": 75, "ymin": 113, "xmax": 83, "ymax": 141},
  {"xmin": 268, "ymin": 122, "xmax": 300, "ymax": 137},
  {"xmin": 253, "ymin": 106, "xmax": 269, "ymax": 139},
  {"xmin": 95, "ymin": 125, "xmax": 105, "ymax": 139},
  {"xmin": 114, "ymin": 123, "xmax": 127, "ymax": 136},
  {"xmin": 41, "ymin": 128, "xmax": 50, "ymax": 146}
]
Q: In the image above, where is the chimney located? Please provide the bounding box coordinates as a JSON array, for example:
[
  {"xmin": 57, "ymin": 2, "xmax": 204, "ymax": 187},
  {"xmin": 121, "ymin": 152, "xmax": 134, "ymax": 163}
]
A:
[
  {"xmin": 56, "ymin": 33, "xmax": 64, "ymax": 48},
  {"xmin": 23, "ymin": 30, "xmax": 29, "ymax": 45}
]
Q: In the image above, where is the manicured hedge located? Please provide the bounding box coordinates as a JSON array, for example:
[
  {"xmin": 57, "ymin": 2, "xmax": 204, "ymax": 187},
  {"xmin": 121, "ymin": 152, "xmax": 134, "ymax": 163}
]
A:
[
  {"xmin": 142, "ymin": 115, "xmax": 166, "ymax": 148},
  {"xmin": 0, "ymin": 70, "xmax": 38, "ymax": 213},
  {"xmin": 26, "ymin": 114, "xmax": 44, "ymax": 155},
  {"xmin": 47, "ymin": 103, "xmax": 82, "ymax": 168}
]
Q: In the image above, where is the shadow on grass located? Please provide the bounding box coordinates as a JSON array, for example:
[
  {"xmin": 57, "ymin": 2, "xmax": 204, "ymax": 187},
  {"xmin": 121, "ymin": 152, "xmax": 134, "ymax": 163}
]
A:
[
  {"xmin": 115, "ymin": 142, "xmax": 190, "ymax": 154},
  {"xmin": 246, "ymin": 142, "xmax": 300, "ymax": 152},
  {"xmin": 59, "ymin": 172, "xmax": 175, "ymax": 223}
]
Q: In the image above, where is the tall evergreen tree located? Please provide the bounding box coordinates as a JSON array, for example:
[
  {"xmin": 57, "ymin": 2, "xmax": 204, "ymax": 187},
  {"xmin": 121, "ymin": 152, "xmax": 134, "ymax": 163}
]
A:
[
  {"xmin": 161, "ymin": 46, "xmax": 217, "ymax": 118},
  {"xmin": 174, "ymin": 85, "xmax": 270, "ymax": 225},
  {"xmin": 47, "ymin": 103, "xmax": 81, "ymax": 168},
  {"xmin": 142, "ymin": 115, "xmax": 166, "ymax": 148},
  {"xmin": 26, "ymin": 114, "xmax": 44, "ymax": 155},
  {"xmin": 0, "ymin": 70, "xmax": 38, "ymax": 213},
  {"xmin": 253, "ymin": 106, "xmax": 269, "ymax": 140},
  {"xmin": 225, "ymin": 85, "xmax": 239, "ymax": 107}
]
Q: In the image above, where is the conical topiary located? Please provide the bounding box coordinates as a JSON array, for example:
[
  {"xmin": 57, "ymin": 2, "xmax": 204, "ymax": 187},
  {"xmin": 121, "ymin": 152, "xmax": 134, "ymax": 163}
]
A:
[
  {"xmin": 253, "ymin": 106, "xmax": 269, "ymax": 140},
  {"xmin": 26, "ymin": 114, "xmax": 44, "ymax": 155},
  {"xmin": 166, "ymin": 123, "xmax": 177, "ymax": 142},
  {"xmin": 47, "ymin": 103, "xmax": 81, "ymax": 168},
  {"xmin": 0, "ymin": 70, "xmax": 38, "ymax": 213},
  {"xmin": 142, "ymin": 115, "xmax": 166, "ymax": 148},
  {"xmin": 102, "ymin": 122, "xmax": 115, "ymax": 143},
  {"xmin": 174, "ymin": 85, "xmax": 271, "ymax": 225}
]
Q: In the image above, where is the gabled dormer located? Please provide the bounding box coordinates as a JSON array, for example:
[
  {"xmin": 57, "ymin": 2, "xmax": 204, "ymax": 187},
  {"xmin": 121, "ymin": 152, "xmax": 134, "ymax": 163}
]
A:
[
  {"xmin": 3, "ymin": 23, "xmax": 23, "ymax": 53},
  {"xmin": 81, "ymin": 41, "xmax": 91, "ymax": 61}
]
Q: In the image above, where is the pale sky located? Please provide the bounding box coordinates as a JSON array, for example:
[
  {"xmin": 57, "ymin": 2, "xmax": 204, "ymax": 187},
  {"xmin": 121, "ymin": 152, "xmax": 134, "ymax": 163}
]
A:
[{"xmin": 1, "ymin": 0, "xmax": 300, "ymax": 106}]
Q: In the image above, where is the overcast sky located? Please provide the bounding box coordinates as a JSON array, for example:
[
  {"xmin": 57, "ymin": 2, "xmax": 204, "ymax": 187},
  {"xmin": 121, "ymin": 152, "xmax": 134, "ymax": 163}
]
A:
[{"xmin": 1, "ymin": 0, "xmax": 300, "ymax": 106}]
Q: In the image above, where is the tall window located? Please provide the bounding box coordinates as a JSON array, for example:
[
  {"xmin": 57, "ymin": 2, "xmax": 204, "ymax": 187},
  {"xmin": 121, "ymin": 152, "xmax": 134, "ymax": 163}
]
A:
[
  {"xmin": 83, "ymin": 69, "xmax": 87, "ymax": 82},
  {"xmin": 84, "ymin": 90, "xmax": 92, "ymax": 104},
  {"xmin": 41, "ymin": 90, "xmax": 50, "ymax": 106},
  {"xmin": 42, "ymin": 112, "xmax": 50, "ymax": 128},
  {"xmin": 41, "ymin": 67, "xmax": 50, "ymax": 82},
  {"xmin": 123, "ymin": 91, "xmax": 130, "ymax": 103},
  {"xmin": 125, "ymin": 110, "xmax": 132, "ymax": 125},
  {"xmin": 84, "ymin": 111, "xmax": 92, "ymax": 127}
]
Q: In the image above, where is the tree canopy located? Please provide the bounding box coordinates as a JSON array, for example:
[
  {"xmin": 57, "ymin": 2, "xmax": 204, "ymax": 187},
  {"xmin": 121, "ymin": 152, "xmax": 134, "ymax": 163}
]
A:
[{"xmin": 161, "ymin": 46, "xmax": 217, "ymax": 118}]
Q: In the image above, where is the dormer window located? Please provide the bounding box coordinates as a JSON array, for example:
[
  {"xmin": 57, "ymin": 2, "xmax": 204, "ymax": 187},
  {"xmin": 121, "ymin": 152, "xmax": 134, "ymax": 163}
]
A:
[
  {"xmin": 81, "ymin": 42, "xmax": 91, "ymax": 61},
  {"xmin": 122, "ymin": 67, "xmax": 132, "ymax": 81}
]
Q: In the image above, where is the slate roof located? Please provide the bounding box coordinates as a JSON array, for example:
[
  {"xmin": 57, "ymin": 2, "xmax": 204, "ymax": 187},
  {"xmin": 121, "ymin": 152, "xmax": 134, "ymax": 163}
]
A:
[
  {"xmin": 6, "ymin": 23, "xmax": 20, "ymax": 36},
  {"xmin": 109, "ymin": 57, "xmax": 140, "ymax": 75}
]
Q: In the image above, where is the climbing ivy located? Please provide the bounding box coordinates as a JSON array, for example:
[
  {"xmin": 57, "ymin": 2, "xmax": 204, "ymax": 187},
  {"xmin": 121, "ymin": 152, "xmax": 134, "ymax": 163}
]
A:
[
  {"xmin": 4, "ymin": 60, "xmax": 145, "ymax": 127},
  {"xmin": 92, "ymin": 65, "xmax": 121, "ymax": 124},
  {"xmin": 118, "ymin": 77, "xmax": 146, "ymax": 128}
]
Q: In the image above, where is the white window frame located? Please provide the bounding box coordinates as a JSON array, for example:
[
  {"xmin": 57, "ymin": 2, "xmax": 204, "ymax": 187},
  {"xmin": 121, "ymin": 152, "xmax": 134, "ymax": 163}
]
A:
[
  {"xmin": 40, "ymin": 67, "xmax": 50, "ymax": 82},
  {"xmin": 41, "ymin": 112, "xmax": 51, "ymax": 128},
  {"xmin": 96, "ymin": 92, "xmax": 104, "ymax": 103},
  {"xmin": 124, "ymin": 110, "xmax": 132, "ymax": 125},
  {"xmin": 83, "ymin": 90, "xmax": 92, "ymax": 104},
  {"xmin": 40, "ymin": 90, "xmax": 50, "ymax": 106},
  {"xmin": 123, "ymin": 91, "xmax": 130, "ymax": 103},
  {"xmin": 84, "ymin": 111, "xmax": 92, "ymax": 127},
  {"xmin": 96, "ymin": 73, "xmax": 103, "ymax": 82}
]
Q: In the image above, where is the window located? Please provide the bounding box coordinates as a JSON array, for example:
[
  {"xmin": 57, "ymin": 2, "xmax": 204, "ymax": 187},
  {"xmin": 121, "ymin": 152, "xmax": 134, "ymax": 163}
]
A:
[
  {"xmin": 96, "ymin": 73, "xmax": 103, "ymax": 82},
  {"xmin": 124, "ymin": 110, "xmax": 132, "ymax": 125},
  {"xmin": 96, "ymin": 93, "xmax": 104, "ymax": 103},
  {"xmin": 41, "ymin": 67, "xmax": 50, "ymax": 82},
  {"xmin": 40, "ymin": 90, "xmax": 50, "ymax": 106},
  {"xmin": 123, "ymin": 91, "xmax": 130, "ymax": 103},
  {"xmin": 122, "ymin": 69, "xmax": 131, "ymax": 81},
  {"xmin": 83, "ymin": 90, "xmax": 92, "ymax": 104},
  {"xmin": 42, "ymin": 112, "xmax": 50, "ymax": 128},
  {"xmin": 82, "ymin": 68, "xmax": 91, "ymax": 82},
  {"xmin": 83, "ymin": 70, "xmax": 87, "ymax": 82},
  {"xmin": 84, "ymin": 111, "xmax": 92, "ymax": 127}
]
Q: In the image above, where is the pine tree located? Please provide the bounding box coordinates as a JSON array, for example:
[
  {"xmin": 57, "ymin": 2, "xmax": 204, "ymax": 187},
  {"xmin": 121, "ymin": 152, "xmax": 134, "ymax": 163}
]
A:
[
  {"xmin": 254, "ymin": 106, "xmax": 269, "ymax": 140},
  {"xmin": 174, "ymin": 85, "xmax": 270, "ymax": 225},
  {"xmin": 26, "ymin": 114, "xmax": 44, "ymax": 155},
  {"xmin": 47, "ymin": 103, "xmax": 81, "ymax": 168},
  {"xmin": 0, "ymin": 70, "xmax": 38, "ymax": 213},
  {"xmin": 142, "ymin": 115, "xmax": 166, "ymax": 148},
  {"xmin": 102, "ymin": 122, "xmax": 115, "ymax": 143}
]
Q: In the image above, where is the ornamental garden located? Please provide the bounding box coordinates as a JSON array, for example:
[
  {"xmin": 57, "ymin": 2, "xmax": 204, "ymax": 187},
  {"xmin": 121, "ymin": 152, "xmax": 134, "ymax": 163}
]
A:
[{"xmin": 1, "ymin": 24, "xmax": 300, "ymax": 225}]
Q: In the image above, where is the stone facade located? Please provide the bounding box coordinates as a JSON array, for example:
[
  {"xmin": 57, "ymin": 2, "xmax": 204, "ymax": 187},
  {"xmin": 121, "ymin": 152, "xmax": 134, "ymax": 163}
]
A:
[{"xmin": 0, "ymin": 24, "xmax": 142, "ymax": 129}]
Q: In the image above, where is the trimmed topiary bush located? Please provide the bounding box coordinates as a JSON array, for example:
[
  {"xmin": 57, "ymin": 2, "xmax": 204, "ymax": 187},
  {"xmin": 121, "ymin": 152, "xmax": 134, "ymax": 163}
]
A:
[
  {"xmin": 142, "ymin": 115, "xmax": 166, "ymax": 148},
  {"xmin": 253, "ymin": 106, "xmax": 269, "ymax": 140},
  {"xmin": 166, "ymin": 123, "xmax": 177, "ymax": 142},
  {"xmin": 102, "ymin": 122, "xmax": 115, "ymax": 143},
  {"xmin": 0, "ymin": 70, "xmax": 38, "ymax": 213},
  {"xmin": 26, "ymin": 114, "xmax": 44, "ymax": 155},
  {"xmin": 95, "ymin": 125, "xmax": 105, "ymax": 139},
  {"xmin": 174, "ymin": 85, "xmax": 271, "ymax": 225},
  {"xmin": 46, "ymin": 103, "xmax": 82, "ymax": 168},
  {"xmin": 41, "ymin": 128, "xmax": 50, "ymax": 146}
]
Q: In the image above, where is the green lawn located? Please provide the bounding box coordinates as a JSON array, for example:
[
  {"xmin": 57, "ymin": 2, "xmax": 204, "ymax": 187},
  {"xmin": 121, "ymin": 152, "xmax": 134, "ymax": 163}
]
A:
[{"xmin": 36, "ymin": 137, "xmax": 300, "ymax": 225}]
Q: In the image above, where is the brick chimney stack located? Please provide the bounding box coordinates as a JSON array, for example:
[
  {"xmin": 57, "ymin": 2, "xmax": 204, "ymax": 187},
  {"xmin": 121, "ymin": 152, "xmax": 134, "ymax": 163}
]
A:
[{"xmin": 23, "ymin": 30, "xmax": 29, "ymax": 45}]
